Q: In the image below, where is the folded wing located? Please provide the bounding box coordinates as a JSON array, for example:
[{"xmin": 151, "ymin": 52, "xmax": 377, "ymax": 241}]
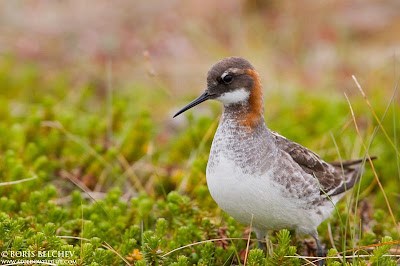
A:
[{"xmin": 271, "ymin": 131, "xmax": 367, "ymax": 197}]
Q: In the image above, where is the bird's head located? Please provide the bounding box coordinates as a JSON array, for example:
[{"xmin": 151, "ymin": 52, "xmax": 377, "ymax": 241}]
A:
[{"xmin": 174, "ymin": 56, "xmax": 264, "ymax": 127}]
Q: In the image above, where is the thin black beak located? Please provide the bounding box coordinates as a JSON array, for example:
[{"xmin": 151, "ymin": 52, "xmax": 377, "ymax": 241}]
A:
[{"xmin": 173, "ymin": 91, "xmax": 211, "ymax": 118}]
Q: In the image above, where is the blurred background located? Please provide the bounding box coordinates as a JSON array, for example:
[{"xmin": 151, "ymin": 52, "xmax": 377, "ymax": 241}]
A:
[
  {"xmin": 0, "ymin": 1, "xmax": 400, "ymax": 264},
  {"xmin": 2, "ymin": 0, "xmax": 400, "ymax": 97}
]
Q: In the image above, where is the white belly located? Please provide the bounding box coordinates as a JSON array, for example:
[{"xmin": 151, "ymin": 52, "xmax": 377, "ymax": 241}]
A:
[{"xmin": 206, "ymin": 155, "xmax": 326, "ymax": 234}]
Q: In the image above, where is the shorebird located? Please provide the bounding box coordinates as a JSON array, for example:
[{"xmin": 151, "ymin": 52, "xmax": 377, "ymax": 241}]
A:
[{"xmin": 173, "ymin": 56, "xmax": 370, "ymax": 262}]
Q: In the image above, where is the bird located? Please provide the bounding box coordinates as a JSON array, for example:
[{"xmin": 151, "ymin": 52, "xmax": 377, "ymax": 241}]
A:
[{"xmin": 173, "ymin": 56, "xmax": 372, "ymax": 263}]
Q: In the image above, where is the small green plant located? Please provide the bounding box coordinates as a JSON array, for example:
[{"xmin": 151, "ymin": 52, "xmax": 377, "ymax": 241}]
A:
[
  {"xmin": 141, "ymin": 231, "xmax": 165, "ymax": 265},
  {"xmin": 198, "ymin": 242, "xmax": 215, "ymax": 266},
  {"xmin": 247, "ymin": 248, "xmax": 267, "ymax": 266},
  {"xmin": 326, "ymin": 248, "xmax": 341, "ymax": 266},
  {"xmin": 369, "ymin": 236, "xmax": 397, "ymax": 265},
  {"xmin": 170, "ymin": 255, "xmax": 190, "ymax": 266},
  {"xmin": 267, "ymin": 229, "xmax": 299, "ymax": 266}
]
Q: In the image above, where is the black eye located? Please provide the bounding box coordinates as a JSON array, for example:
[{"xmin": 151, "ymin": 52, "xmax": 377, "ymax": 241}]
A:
[{"xmin": 222, "ymin": 74, "xmax": 233, "ymax": 84}]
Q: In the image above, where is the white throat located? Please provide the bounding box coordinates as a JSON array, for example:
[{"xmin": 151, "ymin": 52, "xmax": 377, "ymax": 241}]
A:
[{"xmin": 215, "ymin": 88, "xmax": 250, "ymax": 106}]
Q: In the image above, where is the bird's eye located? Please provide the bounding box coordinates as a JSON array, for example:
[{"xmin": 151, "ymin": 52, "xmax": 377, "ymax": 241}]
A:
[{"xmin": 222, "ymin": 74, "xmax": 233, "ymax": 84}]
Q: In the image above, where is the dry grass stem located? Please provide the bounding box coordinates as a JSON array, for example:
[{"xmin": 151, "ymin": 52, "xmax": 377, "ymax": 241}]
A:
[
  {"xmin": 161, "ymin": 237, "xmax": 269, "ymax": 258},
  {"xmin": 344, "ymin": 93, "xmax": 400, "ymax": 237},
  {"xmin": 178, "ymin": 116, "xmax": 219, "ymax": 192},
  {"xmin": 0, "ymin": 175, "xmax": 37, "ymax": 186},
  {"xmin": 244, "ymin": 214, "xmax": 254, "ymax": 266},
  {"xmin": 352, "ymin": 75, "xmax": 400, "ymax": 157},
  {"xmin": 117, "ymin": 154, "xmax": 145, "ymax": 192}
]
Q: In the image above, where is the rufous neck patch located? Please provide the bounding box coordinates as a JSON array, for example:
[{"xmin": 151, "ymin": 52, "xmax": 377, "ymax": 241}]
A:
[{"xmin": 238, "ymin": 69, "xmax": 264, "ymax": 128}]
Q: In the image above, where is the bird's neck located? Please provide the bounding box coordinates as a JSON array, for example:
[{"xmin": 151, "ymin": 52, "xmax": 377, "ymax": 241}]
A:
[
  {"xmin": 222, "ymin": 103, "xmax": 264, "ymax": 129},
  {"xmin": 222, "ymin": 69, "xmax": 264, "ymax": 129}
]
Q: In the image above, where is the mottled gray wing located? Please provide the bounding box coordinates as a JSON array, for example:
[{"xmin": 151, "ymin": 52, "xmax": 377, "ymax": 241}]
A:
[{"xmin": 271, "ymin": 131, "xmax": 361, "ymax": 196}]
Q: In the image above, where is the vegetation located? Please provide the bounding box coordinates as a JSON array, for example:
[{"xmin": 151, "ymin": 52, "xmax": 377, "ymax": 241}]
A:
[{"xmin": 0, "ymin": 54, "xmax": 399, "ymax": 265}]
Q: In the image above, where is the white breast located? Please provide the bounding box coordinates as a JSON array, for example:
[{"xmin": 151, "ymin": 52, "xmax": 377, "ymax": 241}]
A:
[{"xmin": 206, "ymin": 121, "xmax": 332, "ymax": 235}]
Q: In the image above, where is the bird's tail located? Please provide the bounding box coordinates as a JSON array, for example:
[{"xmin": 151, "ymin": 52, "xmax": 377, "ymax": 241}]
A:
[
  {"xmin": 330, "ymin": 156, "xmax": 377, "ymax": 168},
  {"xmin": 328, "ymin": 156, "xmax": 377, "ymax": 196}
]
